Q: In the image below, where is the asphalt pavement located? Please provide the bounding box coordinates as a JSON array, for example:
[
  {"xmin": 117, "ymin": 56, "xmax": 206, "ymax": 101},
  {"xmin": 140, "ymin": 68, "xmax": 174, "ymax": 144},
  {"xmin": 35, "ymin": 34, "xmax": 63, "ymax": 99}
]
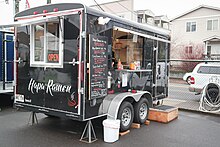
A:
[
  {"xmin": 0, "ymin": 106, "xmax": 220, "ymax": 147},
  {"xmin": 1, "ymin": 82, "xmax": 220, "ymax": 147}
]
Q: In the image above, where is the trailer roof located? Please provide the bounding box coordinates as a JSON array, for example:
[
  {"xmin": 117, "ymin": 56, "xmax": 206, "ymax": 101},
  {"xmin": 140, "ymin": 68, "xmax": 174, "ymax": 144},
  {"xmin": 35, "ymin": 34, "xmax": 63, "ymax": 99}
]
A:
[
  {"xmin": 84, "ymin": 6, "xmax": 170, "ymax": 37},
  {"xmin": 13, "ymin": 3, "xmax": 170, "ymax": 37}
]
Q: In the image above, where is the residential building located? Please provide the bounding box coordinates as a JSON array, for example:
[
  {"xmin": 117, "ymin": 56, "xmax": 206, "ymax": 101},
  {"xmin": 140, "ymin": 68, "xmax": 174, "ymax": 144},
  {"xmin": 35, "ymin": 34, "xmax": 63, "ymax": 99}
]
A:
[
  {"xmin": 90, "ymin": 0, "xmax": 136, "ymax": 21},
  {"xmin": 136, "ymin": 9, "xmax": 170, "ymax": 29},
  {"xmin": 171, "ymin": 5, "xmax": 220, "ymax": 60},
  {"xmin": 90, "ymin": 0, "xmax": 170, "ymax": 29}
]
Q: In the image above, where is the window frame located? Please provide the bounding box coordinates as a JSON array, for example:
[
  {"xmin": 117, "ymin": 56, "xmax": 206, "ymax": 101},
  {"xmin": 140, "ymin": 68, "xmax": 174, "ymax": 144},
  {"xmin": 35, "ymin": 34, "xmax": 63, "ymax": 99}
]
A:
[
  {"xmin": 30, "ymin": 18, "xmax": 64, "ymax": 68},
  {"xmin": 185, "ymin": 46, "xmax": 192, "ymax": 54},
  {"xmin": 186, "ymin": 21, "xmax": 196, "ymax": 32},
  {"xmin": 207, "ymin": 19, "xmax": 219, "ymax": 31}
]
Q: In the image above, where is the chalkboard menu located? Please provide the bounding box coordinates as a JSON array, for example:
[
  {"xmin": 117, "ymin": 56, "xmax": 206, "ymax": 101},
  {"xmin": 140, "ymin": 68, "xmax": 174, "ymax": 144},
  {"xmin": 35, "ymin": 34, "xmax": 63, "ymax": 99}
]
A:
[{"xmin": 89, "ymin": 35, "xmax": 108, "ymax": 99}]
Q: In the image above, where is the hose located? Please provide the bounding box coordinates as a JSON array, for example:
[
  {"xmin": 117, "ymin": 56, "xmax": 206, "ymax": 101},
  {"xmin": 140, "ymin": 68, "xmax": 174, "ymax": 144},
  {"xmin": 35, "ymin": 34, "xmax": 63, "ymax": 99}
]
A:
[{"xmin": 199, "ymin": 83, "xmax": 220, "ymax": 112}]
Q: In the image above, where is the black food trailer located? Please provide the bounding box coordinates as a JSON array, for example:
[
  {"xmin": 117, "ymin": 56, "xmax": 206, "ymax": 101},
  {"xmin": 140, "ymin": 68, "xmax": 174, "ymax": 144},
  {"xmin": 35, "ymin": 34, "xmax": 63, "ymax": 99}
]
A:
[{"xmin": 11, "ymin": 3, "xmax": 170, "ymax": 142}]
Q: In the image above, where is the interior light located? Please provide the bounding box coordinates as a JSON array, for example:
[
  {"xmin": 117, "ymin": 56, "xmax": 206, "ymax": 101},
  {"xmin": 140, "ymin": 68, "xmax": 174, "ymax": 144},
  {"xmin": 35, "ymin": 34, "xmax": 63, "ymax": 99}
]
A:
[
  {"xmin": 53, "ymin": 8, "xmax": 58, "ymax": 12},
  {"xmin": 43, "ymin": 10, "xmax": 48, "ymax": 13},
  {"xmin": 33, "ymin": 11, "xmax": 38, "ymax": 15}
]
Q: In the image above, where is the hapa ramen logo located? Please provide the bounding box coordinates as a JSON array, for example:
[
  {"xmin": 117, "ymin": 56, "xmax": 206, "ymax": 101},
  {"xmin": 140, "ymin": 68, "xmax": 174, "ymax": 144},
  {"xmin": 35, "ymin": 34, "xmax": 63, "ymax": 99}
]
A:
[
  {"xmin": 67, "ymin": 92, "xmax": 78, "ymax": 108},
  {"xmin": 28, "ymin": 78, "xmax": 71, "ymax": 96}
]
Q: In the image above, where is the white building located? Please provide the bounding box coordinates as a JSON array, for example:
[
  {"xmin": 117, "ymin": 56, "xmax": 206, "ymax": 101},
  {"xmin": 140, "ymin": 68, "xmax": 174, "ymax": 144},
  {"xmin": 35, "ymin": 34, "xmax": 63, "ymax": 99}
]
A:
[
  {"xmin": 90, "ymin": 0, "xmax": 170, "ymax": 29},
  {"xmin": 90, "ymin": 0, "xmax": 136, "ymax": 20},
  {"xmin": 171, "ymin": 5, "xmax": 220, "ymax": 60}
]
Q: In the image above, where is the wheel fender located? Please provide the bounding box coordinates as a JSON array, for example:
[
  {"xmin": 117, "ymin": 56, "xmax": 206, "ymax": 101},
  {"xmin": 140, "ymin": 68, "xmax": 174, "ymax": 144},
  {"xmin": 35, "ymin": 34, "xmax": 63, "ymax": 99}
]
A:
[{"xmin": 106, "ymin": 91, "xmax": 152, "ymax": 120}]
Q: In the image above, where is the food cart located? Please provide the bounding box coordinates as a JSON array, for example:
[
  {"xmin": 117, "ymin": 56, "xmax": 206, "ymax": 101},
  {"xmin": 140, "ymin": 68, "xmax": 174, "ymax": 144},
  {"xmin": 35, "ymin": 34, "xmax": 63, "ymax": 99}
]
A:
[{"xmin": 10, "ymin": 3, "xmax": 170, "ymax": 142}]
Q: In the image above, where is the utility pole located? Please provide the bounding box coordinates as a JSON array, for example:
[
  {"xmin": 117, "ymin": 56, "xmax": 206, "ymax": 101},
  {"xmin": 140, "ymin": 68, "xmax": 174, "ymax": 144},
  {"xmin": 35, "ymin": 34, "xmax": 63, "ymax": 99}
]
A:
[{"xmin": 12, "ymin": 0, "xmax": 19, "ymax": 15}]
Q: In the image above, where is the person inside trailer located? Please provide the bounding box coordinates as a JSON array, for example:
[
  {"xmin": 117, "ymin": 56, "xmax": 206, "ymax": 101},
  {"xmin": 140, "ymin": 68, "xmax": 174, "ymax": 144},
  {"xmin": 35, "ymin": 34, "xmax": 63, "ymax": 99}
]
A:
[{"xmin": 111, "ymin": 50, "xmax": 118, "ymax": 69}]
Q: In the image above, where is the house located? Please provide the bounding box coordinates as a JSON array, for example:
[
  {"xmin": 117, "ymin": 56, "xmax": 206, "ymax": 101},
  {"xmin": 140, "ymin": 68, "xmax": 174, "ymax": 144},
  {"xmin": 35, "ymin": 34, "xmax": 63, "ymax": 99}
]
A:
[
  {"xmin": 136, "ymin": 9, "xmax": 170, "ymax": 29},
  {"xmin": 90, "ymin": 0, "xmax": 136, "ymax": 21},
  {"xmin": 90, "ymin": 0, "xmax": 170, "ymax": 29},
  {"xmin": 171, "ymin": 5, "xmax": 220, "ymax": 60}
]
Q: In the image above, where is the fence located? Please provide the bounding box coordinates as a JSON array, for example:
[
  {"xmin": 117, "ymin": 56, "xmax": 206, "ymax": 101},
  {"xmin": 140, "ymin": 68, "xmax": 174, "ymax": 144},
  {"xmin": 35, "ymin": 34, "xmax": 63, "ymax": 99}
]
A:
[{"xmin": 165, "ymin": 59, "xmax": 220, "ymax": 115}]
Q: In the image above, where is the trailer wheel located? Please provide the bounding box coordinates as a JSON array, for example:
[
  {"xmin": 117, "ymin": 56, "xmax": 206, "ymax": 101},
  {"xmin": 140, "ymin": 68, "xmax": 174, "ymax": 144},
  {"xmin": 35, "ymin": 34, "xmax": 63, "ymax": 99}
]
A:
[
  {"xmin": 117, "ymin": 101, "xmax": 134, "ymax": 132},
  {"xmin": 134, "ymin": 98, "xmax": 149, "ymax": 124}
]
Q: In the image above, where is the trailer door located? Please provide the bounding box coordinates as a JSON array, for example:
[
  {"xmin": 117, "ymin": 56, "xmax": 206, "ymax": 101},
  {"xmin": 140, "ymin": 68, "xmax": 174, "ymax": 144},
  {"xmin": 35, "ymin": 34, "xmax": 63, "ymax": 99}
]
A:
[
  {"xmin": 43, "ymin": 16, "xmax": 80, "ymax": 114},
  {"xmin": 16, "ymin": 25, "xmax": 46, "ymax": 107},
  {"xmin": 153, "ymin": 40, "xmax": 168, "ymax": 99},
  {"xmin": 15, "ymin": 14, "xmax": 82, "ymax": 115}
]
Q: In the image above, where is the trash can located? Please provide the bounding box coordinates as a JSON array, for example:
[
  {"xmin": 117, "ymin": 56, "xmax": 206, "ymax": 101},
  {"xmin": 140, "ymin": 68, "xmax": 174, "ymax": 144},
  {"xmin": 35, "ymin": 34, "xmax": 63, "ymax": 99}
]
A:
[{"xmin": 103, "ymin": 119, "xmax": 120, "ymax": 143}]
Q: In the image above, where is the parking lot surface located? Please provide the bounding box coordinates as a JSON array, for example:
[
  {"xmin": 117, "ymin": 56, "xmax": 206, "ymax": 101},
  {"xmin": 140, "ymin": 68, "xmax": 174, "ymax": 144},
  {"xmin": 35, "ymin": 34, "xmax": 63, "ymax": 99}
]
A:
[{"xmin": 0, "ymin": 106, "xmax": 220, "ymax": 147}]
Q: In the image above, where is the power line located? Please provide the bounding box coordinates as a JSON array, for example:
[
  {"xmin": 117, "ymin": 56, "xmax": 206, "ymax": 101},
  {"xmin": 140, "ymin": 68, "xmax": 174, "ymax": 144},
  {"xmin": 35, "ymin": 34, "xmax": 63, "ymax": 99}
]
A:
[
  {"xmin": 93, "ymin": 0, "xmax": 105, "ymax": 12},
  {"xmin": 92, "ymin": 0, "xmax": 138, "ymax": 18},
  {"xmin": 100, "ymin": 4, "xmax": 116, "ymax": 14},
  {"xmin": 116, "ymin": 1, "xmax": 137, "ymax": 17}
]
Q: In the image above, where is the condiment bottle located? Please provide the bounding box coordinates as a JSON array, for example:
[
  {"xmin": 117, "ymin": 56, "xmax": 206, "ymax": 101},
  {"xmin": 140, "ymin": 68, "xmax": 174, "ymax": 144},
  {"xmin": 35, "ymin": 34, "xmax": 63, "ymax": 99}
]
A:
[
  {"xmin": 117, "ymin": 59, "xmax": 123, "ymax": 70},
  {"xmin": 130, "ymin": 62, "xmax": 135, "ymax": 70}
]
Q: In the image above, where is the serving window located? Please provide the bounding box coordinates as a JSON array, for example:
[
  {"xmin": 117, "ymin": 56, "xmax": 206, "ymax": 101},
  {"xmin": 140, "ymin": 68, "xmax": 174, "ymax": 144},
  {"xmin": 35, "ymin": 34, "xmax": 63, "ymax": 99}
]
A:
[
  {"xmin": 30, "ymin": 19, "xmax": 63, "ymax": 68},
  {"xmin": 112, "ymin": 29, "xmax": 143, "ymax": 69}
]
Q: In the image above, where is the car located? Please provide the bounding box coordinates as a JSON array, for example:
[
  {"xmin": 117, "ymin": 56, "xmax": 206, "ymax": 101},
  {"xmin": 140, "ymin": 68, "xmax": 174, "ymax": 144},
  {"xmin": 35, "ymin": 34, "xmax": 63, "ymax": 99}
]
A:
[
  {"xmin": 183, "ymin": 72, "xmax": 192, "ymax": 84},
  {"xmin": 189, "ymin": 62, "xmax": 220, "ymax": 94}
]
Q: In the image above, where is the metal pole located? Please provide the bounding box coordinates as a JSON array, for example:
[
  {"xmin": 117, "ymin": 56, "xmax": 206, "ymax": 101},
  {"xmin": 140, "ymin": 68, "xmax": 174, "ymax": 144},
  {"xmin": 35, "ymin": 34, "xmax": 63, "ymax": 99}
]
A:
[
  {"xmin": 13, "ymin": 0, "xmax": 19, "ymax": 15},
  {"xmin": 12, "ymin": 0, "xmax": 15, "ymax": 16}
]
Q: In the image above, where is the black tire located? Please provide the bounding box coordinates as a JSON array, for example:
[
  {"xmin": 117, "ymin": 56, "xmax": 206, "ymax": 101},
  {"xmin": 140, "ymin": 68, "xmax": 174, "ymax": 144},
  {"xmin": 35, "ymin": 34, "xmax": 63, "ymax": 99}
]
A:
[
  {"xmin": 186, "ymin": 76, "xmax": 191, "ymax": 85},
  {"xmin": 133, "ymin": 98, "xmax": 149, "ymax": 124},
  {"xmin": 207, "ymin": 88, "xmax": 219, "ymax": 103},
  {"xmin": 117, "ymin": 101, "xmax": 134, "ymax": 132}
]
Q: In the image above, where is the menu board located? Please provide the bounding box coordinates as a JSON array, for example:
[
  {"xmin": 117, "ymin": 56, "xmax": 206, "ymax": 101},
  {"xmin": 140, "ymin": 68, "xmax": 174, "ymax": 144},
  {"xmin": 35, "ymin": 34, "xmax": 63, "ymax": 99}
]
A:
[{"xmin": 89, "ymin": 35, "xmax": 108, "ymax": 99}]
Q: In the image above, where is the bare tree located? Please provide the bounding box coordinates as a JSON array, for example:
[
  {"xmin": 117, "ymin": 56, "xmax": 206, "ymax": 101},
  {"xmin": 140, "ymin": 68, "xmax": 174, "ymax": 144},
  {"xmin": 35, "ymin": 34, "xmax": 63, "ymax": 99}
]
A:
[{"xmin": 180, "ymin": 43, "xmax": 204, "ymax": 72}]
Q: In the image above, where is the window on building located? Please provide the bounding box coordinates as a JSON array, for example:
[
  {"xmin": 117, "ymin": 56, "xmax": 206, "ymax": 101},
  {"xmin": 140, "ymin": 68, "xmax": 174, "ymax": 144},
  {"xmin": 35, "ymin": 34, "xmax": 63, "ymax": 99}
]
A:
[
  {"xmin": 207, "ymin": 19, "xmax": 218, "ymax": 31},
  {"xmin": 137, "ymin": 14, "xmax": 143, "ymax": 23},
  {"xmin": 186, "ymin": 22, "xmax": 196, "ymax": 32},
  {"xmin": 118, "ymin": 15, "xmax": 125, "ymax": 18},
  {"xmin": 185, "ymin": 46, "xmax": 192, "ymax": 54},
  {"xmin": 207, "ymin": 45, "xmax": 211, "ymax": 57}
]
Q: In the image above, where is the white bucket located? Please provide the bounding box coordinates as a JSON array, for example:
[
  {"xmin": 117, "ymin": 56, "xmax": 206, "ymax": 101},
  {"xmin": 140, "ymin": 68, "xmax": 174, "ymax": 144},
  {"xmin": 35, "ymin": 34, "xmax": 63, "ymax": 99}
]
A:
[{"xmin": 103, "ymin": 119, "xmax": 120, "ymax": 143}]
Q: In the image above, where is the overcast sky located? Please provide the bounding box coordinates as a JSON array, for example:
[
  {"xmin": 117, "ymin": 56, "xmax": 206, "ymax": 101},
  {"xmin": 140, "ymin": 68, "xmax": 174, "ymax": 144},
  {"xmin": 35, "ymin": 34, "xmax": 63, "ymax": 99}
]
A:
[
  {"xmin": 1, "ymin": 0, "xmax": 220, "ymax": 24},
  {"xmin": 134, "ymin": 0, "xmax": 220, "ymax": 19}
]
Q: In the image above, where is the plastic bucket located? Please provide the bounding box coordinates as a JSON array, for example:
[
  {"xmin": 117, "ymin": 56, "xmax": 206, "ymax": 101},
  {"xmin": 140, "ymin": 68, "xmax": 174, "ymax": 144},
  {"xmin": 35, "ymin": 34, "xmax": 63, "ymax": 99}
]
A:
[{"xmin": 103, "ymin": 119, "xmax": 120, "ymax": 143}]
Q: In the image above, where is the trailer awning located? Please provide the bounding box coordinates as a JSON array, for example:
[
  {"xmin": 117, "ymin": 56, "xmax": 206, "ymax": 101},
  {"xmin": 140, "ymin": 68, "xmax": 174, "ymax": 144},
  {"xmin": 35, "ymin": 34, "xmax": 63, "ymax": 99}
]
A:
[
  {"xmin": 0, "ymin": 16, "xmax": 60, "ymax": 28},
  {"xmin": 114, "ymin": 26, "xmax": 171, "ymax": 43}
]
